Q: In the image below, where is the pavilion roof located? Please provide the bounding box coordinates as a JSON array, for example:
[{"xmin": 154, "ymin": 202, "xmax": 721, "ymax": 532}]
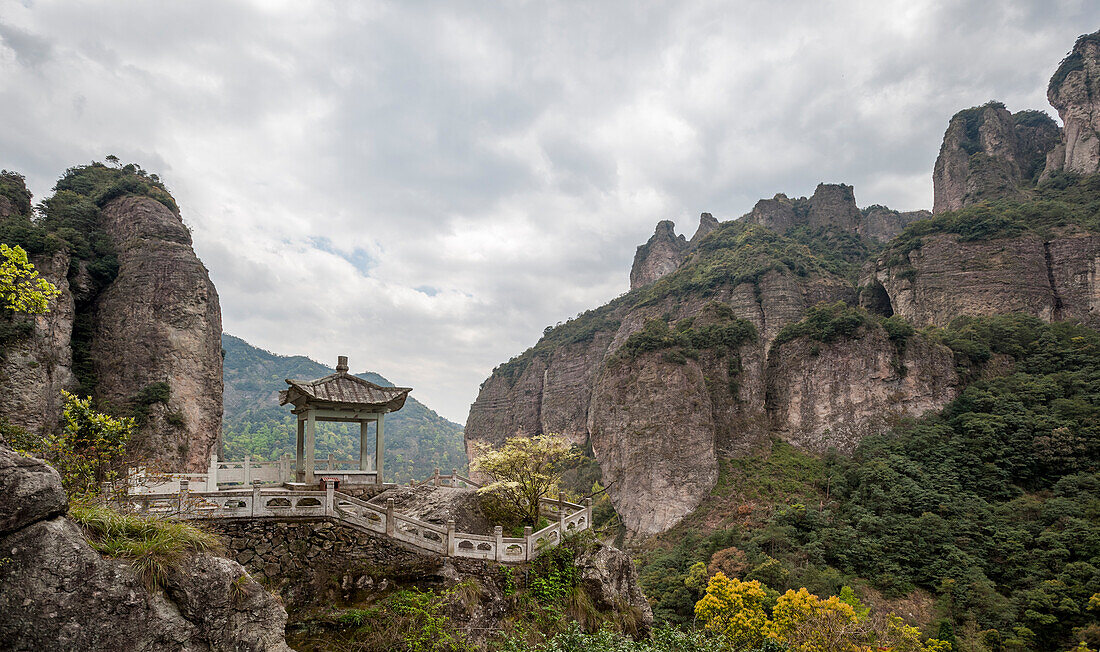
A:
[{"xmin": 279, "ymin": 361, "xmax": 412, "ymax": 413}]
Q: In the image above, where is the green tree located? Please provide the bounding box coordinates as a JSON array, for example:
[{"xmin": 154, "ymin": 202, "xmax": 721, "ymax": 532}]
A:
[
  {"xmin": 471, "ymin": 434, "xmax": 578, "ymax": 528},
  {"xmin": 19, "ymin": 392, "xmax": 136, "ymax": 499},
  {"xmin": 0, "ymin": 243, "xmax": 60, "ymax": 313}
]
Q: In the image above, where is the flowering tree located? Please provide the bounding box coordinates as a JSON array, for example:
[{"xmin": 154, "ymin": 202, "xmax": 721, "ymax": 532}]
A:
[
  {"xmin": 470, "ymin": 434, "xmax": 577, "ymax": 528},
  {"xmin": 694, "ymin": 572, "xmax": 769, "ymax": 649},
  {"xmin": 0, "ymin": 243, "xmax": 60, "ymax": 313}
]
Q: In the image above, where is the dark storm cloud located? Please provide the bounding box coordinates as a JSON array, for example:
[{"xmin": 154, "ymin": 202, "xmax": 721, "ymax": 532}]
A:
[{"xmin": 0, "ymin": 0, "xmax": 1096, "ymax": 420}]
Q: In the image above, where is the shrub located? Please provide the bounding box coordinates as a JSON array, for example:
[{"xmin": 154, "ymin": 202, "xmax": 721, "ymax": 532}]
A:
[{"xmin": 773, "ymin": 302, "xmax": 874, "ymax": 347}]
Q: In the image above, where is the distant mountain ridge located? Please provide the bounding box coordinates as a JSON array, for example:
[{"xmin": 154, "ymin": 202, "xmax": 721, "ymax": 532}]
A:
[{"xmin": 221, "ymin": 333, "xmax": 465, "ymax": 482}]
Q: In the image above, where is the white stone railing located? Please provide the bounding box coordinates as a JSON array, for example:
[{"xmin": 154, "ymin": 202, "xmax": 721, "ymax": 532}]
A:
[
  {"xmin": 408, "ymin": 467, "xmax": 482, "ymax": 490},
  {"xmin": 124, "ymin": 453, "xmax": 378, "ymax": 494},
  {"xmin": 112, "ymin": 482, "xmax": 591, "ymax": 563}
]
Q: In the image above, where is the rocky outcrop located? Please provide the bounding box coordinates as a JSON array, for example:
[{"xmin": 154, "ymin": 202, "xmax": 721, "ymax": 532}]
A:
[
  {"xmin": 691, "ymin": 212, "xmax": 720, "ymax": 244},
  {"xmin": 0, "ymin": 444, "xmax": 291, "ymax": 651},
  {"xmin": 746, "ymin": 194, "xmax": 797, "ymax": 233},
  {"xmin": 574, "ymin": 542, "xmax": 653, "ymax": 625},
  {"xmin": 746, "ymin": 184, "xmax": 916, "ymax": 241},
  {"xmin": 0, "ymin": 170, "xmax": 223, "ymax": 474},
  {"xmin": 90, "ymin": 195, "xmax": 223, "ymax": 472},
  {"xmin": 766, "ymin": 329, "xmax": 958, "ymax": 452},
  {"xmin": 589, "ymin": 351, "xmax": 719, "ymax": 536},
  {"xmin": 865, "ymin": 229, "xmax": 1100, "ymax": 328},
  {"xmin": 1046, "ymin": 32, "xmax": 1100, "ymax": 177},
  {"xmin": 933, "ymin": 102, "xmax": 1016, "ymax": 212},
  {"xmin": 0, "ymin": 249, "xmax": 78, "ymax": 435},
  {"xmin": 858, "ymin": 206, "xmax": 930, "ymax": 243},
  {"xmin": 629, "ymin": 220, "xmax": 688, "ymax": 289},
  {"xmin": 808, "ymin": 183, "xmax": 861, "ymax": 232}
]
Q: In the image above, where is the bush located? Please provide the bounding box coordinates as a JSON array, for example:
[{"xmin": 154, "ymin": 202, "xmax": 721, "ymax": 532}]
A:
[{"xmin": 773, "ymin": 302, "xmax": 874, "ymax": 347}]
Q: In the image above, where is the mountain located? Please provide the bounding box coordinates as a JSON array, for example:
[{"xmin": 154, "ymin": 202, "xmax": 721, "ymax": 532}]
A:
[
  {"xmin": 220, "ymin": 334, "xmax": 466, "ymax": 483},
  {"xmin": 0, "ymin": 163, "xmax": 222, "ymax": 471},
  {"xmin": 464, "ymin": 30, "xmax": 1100, "ymax": 651},
  {"xmin": 466, "ymin": 31, "xmax": 1100, "ymax": 541}
]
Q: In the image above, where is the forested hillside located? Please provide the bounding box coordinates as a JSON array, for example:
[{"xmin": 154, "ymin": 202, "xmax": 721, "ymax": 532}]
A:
[
  {"xmin": 636, "ymin": 314, "xmax": 1100, "ymax": 650},
  {"xmin": 221, "ymin": 334, "xmax": 466, "ymax": 483}
]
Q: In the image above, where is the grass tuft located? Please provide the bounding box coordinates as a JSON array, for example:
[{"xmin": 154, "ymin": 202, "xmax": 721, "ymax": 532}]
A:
[{"xmin": 70, "ymin": 503, "xmax": 223, "ymax": 589}]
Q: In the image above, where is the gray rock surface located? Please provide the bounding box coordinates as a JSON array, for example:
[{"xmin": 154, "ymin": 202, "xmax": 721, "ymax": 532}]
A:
[
  {"xmin": 0, "ymin": 445, "xmax": 67, "ymax": 535},
  {"xmin": 0, "ymin": 249, "xmax": 79, "ymax": 436},
  {"xmin": 575, "ymin": 542, "xmax": 654, "ymax": 630},
  {"xmin": 372, "ymin": 484, "xmax": 492, "ymax": 534},
  {"xmin": 1047, "ymin": 33, "xmax": 1100, "ymax": 176},
  {"xmin": 0, "ymin": 443, "xmax": 291, "ymax": 651},
  {"xmin": 766, "ymin": 329, "xmax": 958, "ymax": 452},
  {"xmin": 865, "ymin": 229, "xmax": 1100, "ymax": 328},
  {"xmin": 589, "ymin": 350, "xmax": 718, "ymax": 536},
  {"xmin": 91, "ymin": 195, "xmax": 223, "ymax": 471},
  {"xmin": 629, "ymin": 220, "xmax": 688, "ymax": 289}
]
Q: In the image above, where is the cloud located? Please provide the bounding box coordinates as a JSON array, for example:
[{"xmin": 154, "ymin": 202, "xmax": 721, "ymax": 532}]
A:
[{"xmin": 0, "ymin": 0, "xmax": 1097, "ymax": 421}]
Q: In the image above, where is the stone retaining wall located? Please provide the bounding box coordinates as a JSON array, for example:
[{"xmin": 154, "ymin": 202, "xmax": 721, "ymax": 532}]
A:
[{"xmin": 209, "ymin": 517, "xmax": 505, "ymax": 611}]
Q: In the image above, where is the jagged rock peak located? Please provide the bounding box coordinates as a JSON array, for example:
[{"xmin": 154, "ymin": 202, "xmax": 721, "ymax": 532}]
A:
[
  {"xmin": 746, "ymin": 193, "xmax": 796, "ymax": 233},
  {"xmin": 1046, "ymin": 31, "xmax": 1100, "ymax": 177},
  {"xmin": 630, "ymin": 220, "xmax": 687, "ymax": 289},
  {"xmin": 691, "ymin": 212, "xmax": 719, "ymax": 244},
  {"xmin": 809, "ymin": 183, "xmax": 861, "ymax": 231},
  {"xmin": 932, "ymin": 101, "xmax": 1060, "ymax": 213}
]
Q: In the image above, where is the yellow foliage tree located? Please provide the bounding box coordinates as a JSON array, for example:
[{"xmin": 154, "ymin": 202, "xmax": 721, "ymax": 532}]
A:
[
  {"xmin": 766, "ymin": 588, "xmax": 861, "ymax": 651},
  {"xmin": 694, "ymin": 572, "xmax": 769, "ymax": 649},
  {"xmin": 695, "ymin": 574, "xmax": 951, "ymax": 652},
  {"xmin": 0, "ymin": 243, "xmax": 59, "ymax": 314}
]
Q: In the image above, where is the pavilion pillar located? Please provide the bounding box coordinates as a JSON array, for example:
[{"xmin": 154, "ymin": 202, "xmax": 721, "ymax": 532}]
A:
[
  {"xmin": 375, "ymin": 414, "xmax": 385, "ymax": 485},
  {"xmin": 305, "ymin": 410, "xmax": 316, "ymax": 484},
  {"xmin": 359, "ymin": 420, "xmax": 370, "ymax": 471},
  {"xmin": 295, "ymin": 417, "xmax": 305, "ymax": 482}
]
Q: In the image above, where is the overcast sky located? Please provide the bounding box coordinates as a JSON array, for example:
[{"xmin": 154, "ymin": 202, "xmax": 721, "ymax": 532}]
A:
[{"xmin": 1, "ymin": 1, "xmax": 1096, "ymax": 423}]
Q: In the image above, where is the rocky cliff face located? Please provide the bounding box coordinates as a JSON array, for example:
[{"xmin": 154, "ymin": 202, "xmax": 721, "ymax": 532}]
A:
[
  {"xmin": 932, "ymin": 102, "xmax": 1061, "ymax": 213},
  {"xmin": 0, "ymin": 444, "xmax": 291, "ymax": 651},
  {"xmin": 858, "ymin": 206, "xmax": 930, "ymax": 243},
  {"xmin": 0, "ymin": 249, "xmax": 79, "ymax": 436},
  {"xmin": 746, "ymin": 184, "xmax": 920, "ymax": 242},
  {"xmin": 766, "ymin": 329, "xmax": 958, "ymax": 452},
  {"xmin": 0, "ymin": 168, "xmax": 223, "ymax": 473},
  {"xmin": 864, "ymin": 228, "xmax": 1100, "ymax": 328},
  {"xmin": 629, "ymin": 220, "xmax": 688, "ymax": 289},
  {"xmin": 1046, "ymin": 32, "xmax": 1100, "ymax": 177},
  {"xmin": 467, "ymin": 213, "xmax": 909, "ymax": 536},
  {"xmin": 90, "ymin": 195, "xmax": 223, "ymax": 471}
]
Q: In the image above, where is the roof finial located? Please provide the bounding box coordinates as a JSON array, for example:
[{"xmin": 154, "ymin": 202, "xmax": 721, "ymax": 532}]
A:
[{"xmin": 336, "ymin": 355, "xmax": 349, "ymax": 373}]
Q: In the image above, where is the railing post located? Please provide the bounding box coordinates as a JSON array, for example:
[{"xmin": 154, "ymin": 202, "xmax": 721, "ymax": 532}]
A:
[
  {"xmin": 447, "ymin": 519, "xmax": 456, "ymax": 556},
  {"xmin": 208, "ymin": 452, "xmax": 218, "ymax": 491},
  {"xmin": 451, "ymin": 468, "xmax": 458, "ymax": 487},
  {"xmin": 494, "ymin": 526, "xmax": 503, "ymax": 562},
  {"xmin": 585, "ymin": 498, "xmax": 592, "ymax": 531},
  {"xmin": 558, "ymin": 491, "xmax": 566, "ymax": 534},
  {"xmin": 324, "ymin": 478, "xmax": 335, "ymax": 517},
  {"xmin": 282, "ymin": 453, "xmax": 291, "ymax": 482},
  {"xmin": 433, "ymin": 468, "xmax": 440, "ymax": 486},
  {"xmin": 252, "ymin": 481, "xmax": 262, "ymax": 517},
  {"xmin": 178, "ymin": 479, "xmax": 189, "ymax": 515},
  {"xmin": 328, "ymin": 453, "xmax": 335, "ymax": 471},
  {"xmin": 524, "ymin": 526, "xmax": 533, "ymax": 561},
  {"xmin": 244, "ymin": 454, "xmax": 251, "ymax": 485},
  {"xmin": 386, "ymin": 498, "xmax": 395, "ymax": 536}
]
